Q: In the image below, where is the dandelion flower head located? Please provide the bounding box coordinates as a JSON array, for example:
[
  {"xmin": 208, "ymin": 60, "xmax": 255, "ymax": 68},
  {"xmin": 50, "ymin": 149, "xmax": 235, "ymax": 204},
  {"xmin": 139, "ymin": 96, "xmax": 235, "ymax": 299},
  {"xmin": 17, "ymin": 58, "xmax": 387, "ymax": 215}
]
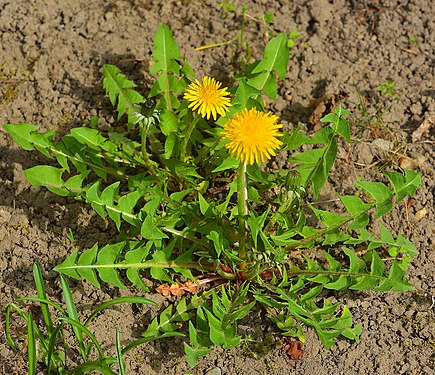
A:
[
  {"xmin": 184, "ymin": 76, "xmax": 231, "ymax": 120},
  {"xmin": 221, "ymin": 107, "xmax": 283, "ymax": 165}
]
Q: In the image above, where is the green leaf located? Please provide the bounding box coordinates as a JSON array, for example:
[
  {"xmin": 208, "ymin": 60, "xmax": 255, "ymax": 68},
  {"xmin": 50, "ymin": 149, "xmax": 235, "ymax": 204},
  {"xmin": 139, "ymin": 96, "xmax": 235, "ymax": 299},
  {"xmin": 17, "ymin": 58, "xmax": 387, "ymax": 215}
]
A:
[
  {"xmin": 77, "ymin": 243, "xmax": 100, "ymax": 288},
  {"xmin": 206, "ymin": 230, "xmax": 224, "ymax": 258},
  {"xmin": 150, "ymin": 247, "xmax": 173, "ymax": 282},
  {"xmin": 324, "ymin": 276, "xmax": 350, "ymax": 290},
  {"xmin": 30, "ymin": 130, "xmax": 56, "ymax": 159},
  {"xmin": 312, "ymin": 138, "xmax": 337, "ymax": 199},
  {"xmin": 320, "ymin": 106, "xmax": 351, "ymax": 143},
  {"xmin": 70, "ymin": 128, "xmax": 107, "ymax": 150},
  {"xmin": 85, "ymin": 296, "xmax": 156, "ymax": 327},
  {"xmin": 385, "ymin": 170, "xmax": 422, "ymax": 203},
  {"xmin": 247, "ymin": 210, "xmax": 269, "ymax": 248},
  {"xmin": 101, "ymin": 182, "xmax": 121, "ymax": 228},
  {"xmin": 342, "ymin": 247, "xmax": 366, "ymax": 273},
  {"xmin": 263, "ymin": 12, "xmax": 274, "ymax": 24},
  {"xmin": 163, "ymin": 159, "xmax": 202, "ymax": 181},
  {"xmin": 282, "ymin": 130, "xmax": 311, "ymax": 151},
  {"xmin": 289, "ymin": 130, "xmax": 337, "ymax": 199},
  {"xmin": 184, "ymin": 322, "xmax": 212, "ymax": 367},
  {"xmin": 150, "ymin": 24, "xmax": 181, "ymax": 75},
  {"xmin": 102, "ymin": 64, "xmax": 144, "ymax": 122},
  {"xmin": 160, "ymin": 111, "xmax": 179, "ymax": 135},
  {"xmin": 368, "ymin": 251, "xmax": 387, "ymax": 278},
  {"xmin": 164, "ymin": 132, "xmax": 179, "ymax": 158},
  {"xmin": 339, "ymin": 195, "xmax": 372, "ymax": 215},
  {"xmin": 3, "ymin": 123, "xmax": 39, "ymax": 150},
  {"xmin": 64, "ymin": 174, "xmax": 87, "ymax": 193},
  {"xmin": 211, "ymin": 156, "xmax": 239, "ymax": 173},
  {"xmin": 198, "ymin": 193, "xmax": 210, "ymax": 215},
  {"xmin": 141, "ymin": 215, "xmax": 168, "ymax": 241},
  {"xmin": 124, "ymin": 243, "xmax": 152, "ymax": 291},
  {"xmin": 24, "ymin": 166, "xmax": 69, "ymax": 196},
  {"xmin": 205, "ymin": 308, "xmax": 241, "ymax": 349},
  {"xmin": 339, "ymin": 195, "xmax": 372, "ymax": 230},
  {"xmin": 356, "ymin": 181, "xmax": 393, "ymax": 218},
  {"xmin": 349, "ymin": 276, "xmax": 379, "ymax": 290},
  {"xmin": 159, "ymin": 305, "xmax": 181, "ymax": 332},
  {"xmin": 184, "ymin": 343, "xmax": 212, "ymax": 368},
  {"xmin": 231, "ymin": 79, "xmax": 261, "ymax": 110},
  {"xmin": 96, "ymin": 243, "xmax": 126, "ymax": 289},
  {"xmin": 150, "ymin": 24, "xmax": 181, "ymax": 111},
  {"xmin": 84, "ymin": 181, "xmax": 141, "ymax": 230},
  {"xmin": 309, "ymin": 204, "xmax": 348, "ymax": 227},
  {"xmin": 180, "ymin": 58, "xmax": 195, "ymax": 79},
  {"xmin": 247, "ymin": 33, "xmax": 289, "ymax": 99},
  {"xmin": 254, "ymin": 294, "xmax": 287, "ymax": 308}
]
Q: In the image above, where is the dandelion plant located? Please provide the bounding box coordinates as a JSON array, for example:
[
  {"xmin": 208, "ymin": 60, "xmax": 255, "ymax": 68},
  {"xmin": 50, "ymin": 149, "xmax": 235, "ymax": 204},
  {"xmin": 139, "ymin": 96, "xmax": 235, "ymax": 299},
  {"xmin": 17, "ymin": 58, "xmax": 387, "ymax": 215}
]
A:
[{"xmin": 3, "ymin": 23, "xmax": 421, "ymax": 373}]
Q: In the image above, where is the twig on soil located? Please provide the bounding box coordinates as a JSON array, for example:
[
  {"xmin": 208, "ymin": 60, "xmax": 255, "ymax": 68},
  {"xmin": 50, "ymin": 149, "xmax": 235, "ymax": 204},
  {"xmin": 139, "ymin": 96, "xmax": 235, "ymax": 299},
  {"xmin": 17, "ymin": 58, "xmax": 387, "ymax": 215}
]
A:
[
  {"xmin": 399, "ymin": 47, "xmax": 418, "ymax": 55},
  {"xmin": 0, "ymin": 78, "xmax": 26, "ymax": 84}
]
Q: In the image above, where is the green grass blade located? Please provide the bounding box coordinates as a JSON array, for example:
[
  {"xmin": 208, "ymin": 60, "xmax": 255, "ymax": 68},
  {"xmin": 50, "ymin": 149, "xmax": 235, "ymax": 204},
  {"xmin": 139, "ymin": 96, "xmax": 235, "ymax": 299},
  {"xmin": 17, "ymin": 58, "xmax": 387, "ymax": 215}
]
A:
[
  {"xmin": 116, "ymin": 328, "xmax": 125, "ymax": 375},
  {"xmin": 59, "ymin": 316, "xmax": 105, "ymax": 358},
  {"xmin": 84, "ymin": 296, "xmax": 156, "ymax": 326},
  {"xmin": 27, "ymin": 311, "xmax": 37, "ymax": 375},
  {"xmin": 121, "ymin": 331, "xmax": 185, "ymax": 354},
  {"xmin": 33, "ymin": 263, "xmax": 54, "ymax": 334},
  {"xmin": 5, "ymin": 304, "xmax": 20, "ymax": 350},
  {"xmin": 7, "ymin": 302, "xmax": 49, "ymax": 350},
  {"xmin": 59, "ymin": 274, "xmax": 86, "ymax": 359},
  {"xmin": 16, "ymin": 296, "xmax": 66, "ymax": 315},
  {"xmin": 68, "ymin": 357, "xmax": 117, "ymax": 375},
  {"xmin": 46, "ymin": 323, "xmax": 64, "ymax": 374}
]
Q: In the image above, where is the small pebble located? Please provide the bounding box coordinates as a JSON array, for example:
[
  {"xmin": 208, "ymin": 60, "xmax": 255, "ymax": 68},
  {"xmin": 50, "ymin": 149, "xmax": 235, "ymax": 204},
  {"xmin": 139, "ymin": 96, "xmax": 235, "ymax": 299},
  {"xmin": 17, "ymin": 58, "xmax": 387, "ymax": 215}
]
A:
[{"xmin": 204, "ymin": 367, "xmax": 221, "ymax": 375}]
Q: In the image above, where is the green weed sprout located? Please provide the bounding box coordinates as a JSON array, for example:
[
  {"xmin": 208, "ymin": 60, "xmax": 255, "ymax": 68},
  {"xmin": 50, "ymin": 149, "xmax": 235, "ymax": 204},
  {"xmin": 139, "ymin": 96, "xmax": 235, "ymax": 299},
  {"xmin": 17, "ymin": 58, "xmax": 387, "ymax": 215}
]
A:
[
  {"xmin": 5, "ymin": 263, "xmax": 157, "ymax": 374},
  {"xmin": 3, "ymin": 24, "xmax": 421, "ymax": 372}
]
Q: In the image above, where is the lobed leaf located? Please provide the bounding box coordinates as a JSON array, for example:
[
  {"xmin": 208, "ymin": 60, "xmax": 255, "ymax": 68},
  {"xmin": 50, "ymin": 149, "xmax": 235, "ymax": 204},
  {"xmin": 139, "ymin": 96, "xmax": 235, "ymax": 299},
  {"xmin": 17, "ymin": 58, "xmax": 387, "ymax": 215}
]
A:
[
  {"xmin": 356, "ymin": 181, "xmax": 393, "ymax": 218},
  {"xmin": 103, "ymin": 64, "xmax": 144, "ymax": 123}
]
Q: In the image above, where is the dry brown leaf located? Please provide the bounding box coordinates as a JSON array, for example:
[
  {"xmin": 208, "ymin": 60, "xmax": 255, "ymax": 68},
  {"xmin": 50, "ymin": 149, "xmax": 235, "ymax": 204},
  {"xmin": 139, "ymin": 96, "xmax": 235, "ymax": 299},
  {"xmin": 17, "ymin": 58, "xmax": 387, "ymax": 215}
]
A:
[
  {"xmin": 156, "ymin": 283, "xmax": 173, "ymax": 297},
  {"xmin": 399, "ymin": 156, "xmax": 418, "ymax": 170},
  {"xmin": 413, "ymin": 207, "xmax": 427, "ymax": 222},
  {"xmin": 156, "ymin": 282, "xmax": 189, "ymax": 297},
  {"xmin": 283, "ymin": 338, "xmax": 304, "ymax": 360},
  {"xmin": 412, "ymin": 116, "xmax": 434, "ymax": 143}
]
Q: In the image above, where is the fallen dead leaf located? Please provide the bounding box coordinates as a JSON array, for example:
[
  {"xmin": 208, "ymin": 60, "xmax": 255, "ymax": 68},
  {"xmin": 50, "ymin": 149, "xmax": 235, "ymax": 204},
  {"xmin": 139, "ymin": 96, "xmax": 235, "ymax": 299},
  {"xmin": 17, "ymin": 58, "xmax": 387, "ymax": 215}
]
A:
[
  {"xmin": 219, "ymin": 263, "xmax": 233, "ymax": 274},
  {"xmin": 156, "ymin": 281, "xmax": 198, "ymax": 297},
  {"xmin": 399, "ymin": 156, "xmax": 418, "ymax": 170},
  {"xmin": 408, "ymin": 151, "xmax": 428, "ymax": 166},
  {"xmin": 413, "ymin": 207, "xmax": 427, "ymax": 222},
  {"xmin": 412, "ymin": 116, "xmax": 434, "ymax": 143},
  {"xmin": 283, "ymin": 339, "xmax": 304, "ymax": 360}
]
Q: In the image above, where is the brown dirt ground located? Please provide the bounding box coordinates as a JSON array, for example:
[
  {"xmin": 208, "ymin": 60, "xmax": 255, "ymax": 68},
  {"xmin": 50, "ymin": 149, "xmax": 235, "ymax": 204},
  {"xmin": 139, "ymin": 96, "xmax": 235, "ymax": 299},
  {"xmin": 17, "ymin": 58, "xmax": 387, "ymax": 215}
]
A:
[{"xmin": 0, "ymin": 0, "xmax": 434, "ymax": 374}]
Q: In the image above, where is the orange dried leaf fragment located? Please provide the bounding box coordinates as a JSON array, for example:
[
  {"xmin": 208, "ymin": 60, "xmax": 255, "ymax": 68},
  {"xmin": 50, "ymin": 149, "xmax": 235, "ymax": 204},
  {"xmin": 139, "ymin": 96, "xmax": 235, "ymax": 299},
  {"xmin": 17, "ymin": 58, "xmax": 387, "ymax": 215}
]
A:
[
  {"xmin": 283, "ymin": 339, "xmax": 304, "ymax": 360},
  {"xmin": 156, "ymin": 281, "xmax": 199, "ymax": 297}
]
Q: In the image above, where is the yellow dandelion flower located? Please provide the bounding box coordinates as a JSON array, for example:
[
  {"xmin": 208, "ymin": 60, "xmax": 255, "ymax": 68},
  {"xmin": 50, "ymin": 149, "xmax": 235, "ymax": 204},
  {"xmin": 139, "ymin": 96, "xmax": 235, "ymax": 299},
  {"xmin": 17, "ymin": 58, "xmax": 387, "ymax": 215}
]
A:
[
  {"xmin": 184, "ymin": 76, "xmax": 231, "ymax": 120},
  {"xmin": 221, "ymin": 107, "xmax": 283, "ymax": 165}
]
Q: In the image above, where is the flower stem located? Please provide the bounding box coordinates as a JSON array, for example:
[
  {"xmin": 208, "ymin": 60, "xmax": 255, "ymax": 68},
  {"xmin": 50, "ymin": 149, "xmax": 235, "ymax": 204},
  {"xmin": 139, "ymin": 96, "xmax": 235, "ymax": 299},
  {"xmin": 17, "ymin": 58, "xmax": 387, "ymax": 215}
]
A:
[
  {"xmin": 237, "ymin": 161, "xmax": 248, "ymax": 259},
  {"xmin": 180, "ymin": 113, "xmax": 200, "ymax": 162},
  {"xmin": 140, "ymin": 122, "xmax": 157, "ymax": 175}
]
